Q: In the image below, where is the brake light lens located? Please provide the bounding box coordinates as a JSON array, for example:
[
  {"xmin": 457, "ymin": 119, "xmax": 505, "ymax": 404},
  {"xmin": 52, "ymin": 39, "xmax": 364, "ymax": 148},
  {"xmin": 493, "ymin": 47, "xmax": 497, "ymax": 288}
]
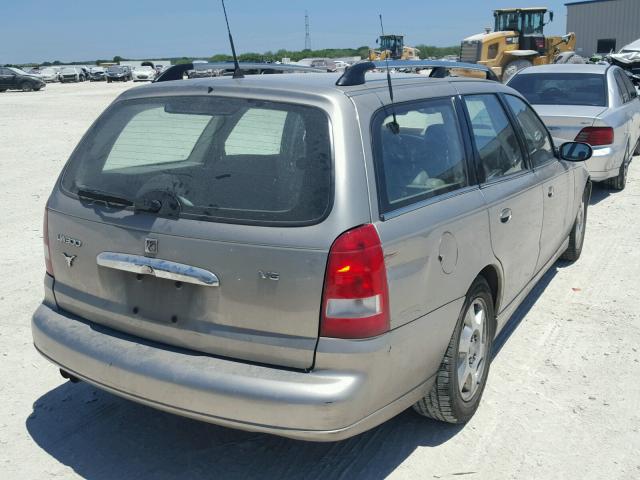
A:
[
  {"xmin": 575, "ymin": 127, "xmax": 614, "ymax": 146},
  {"xmin": 320, "ymin": 224, "xmax": 390, "ymax": 339},
  {"xmin": 43, "ymin": 209, "xmax": 54, "ymax": 276}
]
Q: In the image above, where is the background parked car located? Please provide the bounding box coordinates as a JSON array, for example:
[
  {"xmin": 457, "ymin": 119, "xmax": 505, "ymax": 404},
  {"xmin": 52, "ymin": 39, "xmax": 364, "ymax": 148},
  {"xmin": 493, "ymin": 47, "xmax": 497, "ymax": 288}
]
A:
[
  {"xmin": 60, "ymin": 67, "xmax": 85, "ymax": 83},
  {"xmin": 89, "ymin": 67, "xmax": 106, "ymax": 81},
  {"xmin": 508, "ymin": 64, "xmax": 640, "ymax": 190},
  {"xmin": 132, "ymin": 66, "xmax": 156, "ymax": 82},
  {"xmin": 39, "ymin": 67, "xmax": 61, "ymax": 82},
  {"xmin": 105, "ymin": 66, "xmax": 130, "ymax": 83},
  {"xmin": 0, "ymin": 66, "xmax": 46, "ymax": 92}
]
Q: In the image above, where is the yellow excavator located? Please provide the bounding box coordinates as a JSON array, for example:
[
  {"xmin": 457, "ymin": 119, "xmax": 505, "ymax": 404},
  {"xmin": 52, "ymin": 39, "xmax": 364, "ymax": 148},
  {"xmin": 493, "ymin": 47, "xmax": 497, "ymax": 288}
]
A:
[
  {"xmin": 369, "ymin": 35, "xmax": 420, "ymax": 61},
  {"xmin": 460, "ymin": 7, "xmax": 581, "ymax": 82}
]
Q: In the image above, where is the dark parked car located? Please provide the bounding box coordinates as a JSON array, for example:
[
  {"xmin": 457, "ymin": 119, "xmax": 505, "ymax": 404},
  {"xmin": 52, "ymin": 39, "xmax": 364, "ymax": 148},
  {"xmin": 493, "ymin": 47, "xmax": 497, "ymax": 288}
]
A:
[
  {"xmin": 106, "ymin": 66, "xmax": 131, "ymax": 83},
  {"xmin": 0, "ymin": 67, "xmax": 46, "ymax": 92}
]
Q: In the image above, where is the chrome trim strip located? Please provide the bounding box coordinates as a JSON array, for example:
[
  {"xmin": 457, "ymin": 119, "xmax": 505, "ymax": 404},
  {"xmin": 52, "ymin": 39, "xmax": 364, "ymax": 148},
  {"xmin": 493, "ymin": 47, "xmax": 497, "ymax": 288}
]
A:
[{"xmin": 96, "ymin": 252, "xmax": 219, "ymax": 287}]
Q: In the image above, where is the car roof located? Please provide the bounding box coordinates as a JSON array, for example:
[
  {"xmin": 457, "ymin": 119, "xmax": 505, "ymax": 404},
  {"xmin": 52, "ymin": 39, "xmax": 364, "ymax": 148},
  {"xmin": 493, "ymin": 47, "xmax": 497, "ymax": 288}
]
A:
[
  {"xmin": 118, "ymin": 72, "xmax": 504, "ymax": 103},
  {"xmin": 515, "ymin": 64, "xmax": 610, "ymax": 75}
]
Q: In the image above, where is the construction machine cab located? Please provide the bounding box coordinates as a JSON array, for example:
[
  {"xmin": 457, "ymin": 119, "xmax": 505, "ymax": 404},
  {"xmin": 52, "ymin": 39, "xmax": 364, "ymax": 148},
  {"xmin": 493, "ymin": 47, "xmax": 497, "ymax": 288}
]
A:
[
  {"xmin": 378, "ymin": 35, "xmax": 405, "ymax": 60},
  {"xmin": 494, "ymin": 8, "xmax": 553, "ymax": 54}
]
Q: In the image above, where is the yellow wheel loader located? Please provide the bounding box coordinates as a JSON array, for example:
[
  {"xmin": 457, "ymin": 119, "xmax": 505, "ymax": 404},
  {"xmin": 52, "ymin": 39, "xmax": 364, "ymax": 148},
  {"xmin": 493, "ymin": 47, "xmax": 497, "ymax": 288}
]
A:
[
  {"xmin": 460, "ymin": 8, "xmax": 581, "ymax": 82},
  {"xmin": 369, "ymin": 35, "xmax": 420, "ymax": 61}
]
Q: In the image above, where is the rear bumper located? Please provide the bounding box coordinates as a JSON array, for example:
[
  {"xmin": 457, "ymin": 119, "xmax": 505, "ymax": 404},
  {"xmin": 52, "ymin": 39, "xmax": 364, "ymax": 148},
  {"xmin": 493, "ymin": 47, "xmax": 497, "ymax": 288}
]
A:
[
  {"xmin": 585, "ymin": 145, "xmax": 625, "ymax": 181},
  {"xmin": 32, "ymin": 302, "xmax": 435, "ymax": 441}
]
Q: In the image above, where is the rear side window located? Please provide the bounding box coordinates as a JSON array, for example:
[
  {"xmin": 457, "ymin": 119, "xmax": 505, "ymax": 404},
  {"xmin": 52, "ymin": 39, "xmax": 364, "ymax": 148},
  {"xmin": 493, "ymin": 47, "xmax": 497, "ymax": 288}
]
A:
[
  {"xmin": 61, "ymin": 96, "xmax": 332, "ymax": 226},
  {"xmin": 464, "ymin": 94, "xmax": 525, "ymax": 181},
  {"xmin": 371, "ymin": 97, "xmax": 469, "ymax": 213},
  {"xmin": 622, "ymin": 74, "xmax": 638, "ymax": 100},
  {"xmin": 508, "ymin": 73, "xmax": 607, "ymax": 107},
  {"xmin": 614, "ymin": 70, "xmax": 631, "ymax": 103},
  {"xmin": 504, "ymin": 95, "xmax": 555, "ymax": 168}
]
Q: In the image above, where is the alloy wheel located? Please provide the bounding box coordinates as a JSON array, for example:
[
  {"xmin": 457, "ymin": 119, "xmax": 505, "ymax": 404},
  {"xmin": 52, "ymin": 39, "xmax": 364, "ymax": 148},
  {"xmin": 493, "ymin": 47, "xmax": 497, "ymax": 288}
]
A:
[{"xmin": 457, "ymin": 298, "xmax": 488, "ymax": 401}]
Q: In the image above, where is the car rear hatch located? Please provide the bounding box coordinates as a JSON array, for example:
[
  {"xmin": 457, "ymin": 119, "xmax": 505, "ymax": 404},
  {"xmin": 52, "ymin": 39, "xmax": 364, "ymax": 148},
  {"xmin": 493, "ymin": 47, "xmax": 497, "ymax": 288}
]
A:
[
  {"xmin": 46, "ymin": 92, "xmax": 361, "ymax": 370},
  {"xmin": 534, "ymin": 105, "xmax": 607, "ymax": 143}
]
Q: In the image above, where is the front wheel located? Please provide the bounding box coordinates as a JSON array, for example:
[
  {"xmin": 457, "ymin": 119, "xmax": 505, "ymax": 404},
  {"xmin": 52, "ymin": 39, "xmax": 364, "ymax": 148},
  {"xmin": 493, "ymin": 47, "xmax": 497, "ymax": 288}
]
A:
[
  {"xmin": 501, "ymin": 58, "xmax": 533, "ymax": 83},
  {"xmin": 561, "ymin": 191, "xmax": 588, "ymax": 262},
  {"xmin": 413, "ymin": 277, "xmax": 495, "ymax": 423},
  {"xmin": 21, "ymin": 82, "xmax": 34, "ymax": 92}
]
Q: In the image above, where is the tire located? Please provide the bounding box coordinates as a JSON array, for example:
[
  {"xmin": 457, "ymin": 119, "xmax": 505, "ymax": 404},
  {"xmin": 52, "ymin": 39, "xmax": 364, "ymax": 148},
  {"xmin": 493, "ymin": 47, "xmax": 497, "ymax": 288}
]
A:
[
  {"xmin": 502, "ymin": 59, "xmax": 533, "ymax": 83},
  {"xmin": 606, "ymin": 147, "xmax": 630, "ymax": 191},
  {"xmin": 634, "ymin": 139, "xmax": 640, "ymax": 156},
  {"xmin": 413, "ymin": 277, "xmax": 495, "ymax": 423},
  {"xmin": 107, "ymin": 78, "xmax": 112, "ymax": 83},
  {"xmin": 561, "ymin": 189, "xmax": 588, "ymax": 262},
  {"xmin": 20, "ymin": 82, "xmax": 34, "ymax": 92}
]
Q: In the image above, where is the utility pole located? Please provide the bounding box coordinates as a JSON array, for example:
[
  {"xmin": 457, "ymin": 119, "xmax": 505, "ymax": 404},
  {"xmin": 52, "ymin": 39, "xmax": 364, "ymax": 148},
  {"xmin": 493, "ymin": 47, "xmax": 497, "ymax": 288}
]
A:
[{"xmin": 305, "ymin": 11, "xmax": 311, "ymax": 51}]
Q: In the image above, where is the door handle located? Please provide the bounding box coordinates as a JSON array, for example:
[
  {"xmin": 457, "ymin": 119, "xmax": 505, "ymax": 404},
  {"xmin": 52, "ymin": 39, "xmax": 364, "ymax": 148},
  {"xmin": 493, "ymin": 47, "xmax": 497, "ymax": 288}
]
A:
[
  {"xmin": 500, "ymin": 208, "xmax": 512, "ymax": 224},
  {"xmin": 548, "ymin": 186, "xmax": 555, "ymax": 198}
]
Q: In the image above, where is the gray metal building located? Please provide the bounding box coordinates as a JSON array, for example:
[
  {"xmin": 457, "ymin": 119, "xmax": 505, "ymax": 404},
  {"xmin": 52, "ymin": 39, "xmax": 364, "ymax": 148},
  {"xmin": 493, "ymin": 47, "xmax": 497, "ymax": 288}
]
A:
[{"xmin": 566, "ymin": 0, "xmax": 640, "ymax": 56}]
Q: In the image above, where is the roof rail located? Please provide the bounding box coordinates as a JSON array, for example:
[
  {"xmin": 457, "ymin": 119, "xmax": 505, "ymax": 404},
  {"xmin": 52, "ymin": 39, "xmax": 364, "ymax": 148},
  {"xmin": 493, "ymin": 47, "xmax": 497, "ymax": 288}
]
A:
[
  {"xmin": 335, "ymin": 60, "xmax": 500, "ymax": 86},
  {"xmin": 155, "ymin": 62, "xmax": 326, "ymax": 83}
]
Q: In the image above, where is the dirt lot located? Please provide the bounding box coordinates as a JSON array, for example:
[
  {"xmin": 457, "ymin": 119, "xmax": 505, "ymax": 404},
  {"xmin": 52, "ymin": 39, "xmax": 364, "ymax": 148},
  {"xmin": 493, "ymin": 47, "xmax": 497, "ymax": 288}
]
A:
[{"xmin": 1, "ymin": 81, "xmax": 639, "ymax": 479}]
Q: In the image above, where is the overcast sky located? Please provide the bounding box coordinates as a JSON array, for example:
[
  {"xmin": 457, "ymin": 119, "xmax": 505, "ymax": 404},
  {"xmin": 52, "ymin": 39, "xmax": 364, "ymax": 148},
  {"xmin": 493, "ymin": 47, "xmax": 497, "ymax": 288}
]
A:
[{"xmin": 1, "ymin": 0, "xmax": 572, "ymax": 64}]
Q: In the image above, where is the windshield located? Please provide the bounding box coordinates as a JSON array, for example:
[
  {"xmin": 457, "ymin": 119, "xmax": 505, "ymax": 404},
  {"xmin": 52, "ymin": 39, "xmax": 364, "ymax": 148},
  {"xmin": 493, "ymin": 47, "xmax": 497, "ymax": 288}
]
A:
[
  {"xmin": 61, "ymin": 96, "xmax": 332, "ymax": 225},
  {"xmin": 380, "ymin": 36, "xmax": 401, "ymax": 51},
  {"xmin": 495, "ymin": 11, "xmax": 545, "ymax": 35},
  {"xmin": 107, "ymin": 66, "xmax": 123, "ymax": 73},
  {"xmin": 508, "ymin": 73, "xmax": 607, "ymax": 107},
  {"xmin": 8, "ymin": 67, "xmax": 29, "ymax": 75}
]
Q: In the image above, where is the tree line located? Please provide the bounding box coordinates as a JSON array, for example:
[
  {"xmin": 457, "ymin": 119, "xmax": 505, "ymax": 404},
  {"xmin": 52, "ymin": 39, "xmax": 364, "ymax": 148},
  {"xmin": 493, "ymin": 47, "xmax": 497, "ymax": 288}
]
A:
[{"xmin": 5, "ymin": 45, "xmax": 460, "ymax": 68}]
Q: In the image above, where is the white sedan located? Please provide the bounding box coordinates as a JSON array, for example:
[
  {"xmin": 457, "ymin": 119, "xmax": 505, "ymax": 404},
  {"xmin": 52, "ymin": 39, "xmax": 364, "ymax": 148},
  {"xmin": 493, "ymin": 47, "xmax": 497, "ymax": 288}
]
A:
[
  {"xmin": 508, "ymin": 64, "xmax": 640, "ymax": 190},
  {"xmin": 132, "ymin": 66, "xmax": 156, "ymax": 82}
]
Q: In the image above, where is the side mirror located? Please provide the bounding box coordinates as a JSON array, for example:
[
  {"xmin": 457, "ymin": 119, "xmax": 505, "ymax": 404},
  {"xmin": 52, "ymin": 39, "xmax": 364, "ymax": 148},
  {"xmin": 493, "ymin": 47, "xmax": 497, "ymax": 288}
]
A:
[{"xmin": 559, "ymin": 142, "xmax": 593, "ymax": 162}]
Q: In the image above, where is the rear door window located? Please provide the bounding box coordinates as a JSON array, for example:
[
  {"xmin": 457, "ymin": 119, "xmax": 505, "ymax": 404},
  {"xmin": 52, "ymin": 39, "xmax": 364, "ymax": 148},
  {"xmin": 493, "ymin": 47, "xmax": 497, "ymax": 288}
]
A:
[
  {"xmin": 464, "ymin": 94, "xmax": 526, "ymax": 181},
  {"xmin": 614, "ymin": 70, "xmax": 630, "ymax": 103},
  {"xmin": 504, "ymin": 95, "xmax": 555, "ymax": 168},
  {"xmin": 61, "ymin": 96, "xmax": 332, "ymax": 225},
  {"xmin": 372, "ymin": 97, "xmax": 469, "ymax": 212}
]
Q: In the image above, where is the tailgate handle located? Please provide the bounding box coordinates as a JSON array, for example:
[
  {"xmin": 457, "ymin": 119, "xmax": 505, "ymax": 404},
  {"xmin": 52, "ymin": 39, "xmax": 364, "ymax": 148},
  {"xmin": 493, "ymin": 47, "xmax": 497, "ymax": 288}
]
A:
[{"xmin": 97, "ymin": 252, "xmax": 219, "ymax": 287}]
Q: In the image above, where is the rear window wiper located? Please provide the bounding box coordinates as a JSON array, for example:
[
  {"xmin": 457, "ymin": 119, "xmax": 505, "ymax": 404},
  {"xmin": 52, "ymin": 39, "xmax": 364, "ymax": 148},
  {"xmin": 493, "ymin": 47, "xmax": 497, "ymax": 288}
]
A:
[{"xmin": 77, "ymin": 188, "xmax": 134, "ymax": 208}]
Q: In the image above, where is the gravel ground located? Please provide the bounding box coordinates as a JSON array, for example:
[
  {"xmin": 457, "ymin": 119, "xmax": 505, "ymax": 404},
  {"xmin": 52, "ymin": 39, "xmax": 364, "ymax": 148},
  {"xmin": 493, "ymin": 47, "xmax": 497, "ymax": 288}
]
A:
[{"xmin": 1, "ymin": 82, "xmax": 639, "ymax": 480}]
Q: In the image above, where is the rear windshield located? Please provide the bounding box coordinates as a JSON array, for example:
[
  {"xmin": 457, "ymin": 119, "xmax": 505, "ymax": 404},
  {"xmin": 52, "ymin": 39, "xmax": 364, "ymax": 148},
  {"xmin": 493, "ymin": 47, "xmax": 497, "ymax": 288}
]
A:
[
  {"xmin": 508, "ymin": 73, "xmax": 607, "ymax": 107},
  {"xmin": 61, "ymin": 96, "xmax": 332, "ymax": 226}
]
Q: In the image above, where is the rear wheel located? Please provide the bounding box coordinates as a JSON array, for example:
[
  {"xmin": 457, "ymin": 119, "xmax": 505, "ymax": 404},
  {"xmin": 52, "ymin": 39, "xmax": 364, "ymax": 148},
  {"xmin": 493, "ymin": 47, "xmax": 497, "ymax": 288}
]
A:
[
  {"xmin": 502, "ymin": 59, "xmax": 533, "ymax": 83},
  {"xmin": 607, "ymin": 147, "xmax": 630, "ymax": 191},
  {"xmin": 413, "ymin": 277, "xmax": 495, "ymax": 423},
  {"xmin": 562, "ymin": 190, "xmax": 588, "ymax": 261}
]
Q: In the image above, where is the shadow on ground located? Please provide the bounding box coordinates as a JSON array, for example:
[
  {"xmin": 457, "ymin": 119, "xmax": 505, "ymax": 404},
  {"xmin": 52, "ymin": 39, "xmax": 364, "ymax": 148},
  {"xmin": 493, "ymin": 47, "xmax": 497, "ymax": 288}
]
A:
[
  {"xmin": 589, "ymin": 181, "xmax": 618, "ymax": 205},
  {"xmin": 27, "ymin": 383, "xmax": 463, "ymax": 480}
]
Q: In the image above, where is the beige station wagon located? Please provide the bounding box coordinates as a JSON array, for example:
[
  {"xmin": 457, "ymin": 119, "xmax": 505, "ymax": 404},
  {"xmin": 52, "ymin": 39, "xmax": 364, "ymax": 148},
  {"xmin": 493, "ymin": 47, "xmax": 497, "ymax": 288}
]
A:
[{"xmin": 32, "ymin": 61, "xmax": 593, "ymax": 441}]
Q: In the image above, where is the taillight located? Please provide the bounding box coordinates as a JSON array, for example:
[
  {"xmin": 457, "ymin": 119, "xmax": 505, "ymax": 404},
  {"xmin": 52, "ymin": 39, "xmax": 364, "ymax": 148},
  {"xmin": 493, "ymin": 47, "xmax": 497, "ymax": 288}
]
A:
[
  {"xmin": 43, "ymin": 209, "xmax": 54, "ymax": 276},
  {"xmin": 575, "ymin": 127, "xmax": 614, "ymax": 146},
  {"xmin": 535, "ymin": 38, "xmax": 545, "ymax": 49},
  {"xmin": 320, "ymin": 224, "xmax": 390, "ymax": 339}
]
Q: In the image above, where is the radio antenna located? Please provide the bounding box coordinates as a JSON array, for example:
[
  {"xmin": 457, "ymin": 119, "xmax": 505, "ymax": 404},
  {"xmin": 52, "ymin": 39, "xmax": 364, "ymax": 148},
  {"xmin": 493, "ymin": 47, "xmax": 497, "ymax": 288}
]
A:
[
  {"xmin": 379, "ymin": 14, "xmax": 399, "ymax": 134},
  {"xmin": 221, "ymin": 0, "xmax": 244, "ymax": 79}
]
